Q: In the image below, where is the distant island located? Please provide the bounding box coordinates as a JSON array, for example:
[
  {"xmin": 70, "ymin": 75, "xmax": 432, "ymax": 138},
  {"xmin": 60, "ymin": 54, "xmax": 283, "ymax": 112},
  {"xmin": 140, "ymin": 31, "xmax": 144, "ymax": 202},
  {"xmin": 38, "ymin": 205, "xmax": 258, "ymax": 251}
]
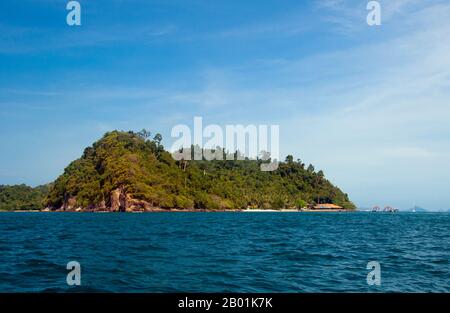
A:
[
  {"xmin": 410, "ymin": 206, "xmax": 428, "ymax": 212},
  {"xmin": 0, "ymin": 130, "xmax": 355, "ymax": 212}
]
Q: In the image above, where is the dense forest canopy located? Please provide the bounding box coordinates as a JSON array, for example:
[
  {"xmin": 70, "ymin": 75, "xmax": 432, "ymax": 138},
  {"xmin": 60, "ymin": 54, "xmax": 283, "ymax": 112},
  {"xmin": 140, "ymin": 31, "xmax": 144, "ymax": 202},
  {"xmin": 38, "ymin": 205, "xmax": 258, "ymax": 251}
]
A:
[
  {"xmin": 0, "ymin": 184, "xmax": 50, "ymax": 211},
  {"xmin": 1, "ymin": 130, "xmax": 355, "ymax": 211}
]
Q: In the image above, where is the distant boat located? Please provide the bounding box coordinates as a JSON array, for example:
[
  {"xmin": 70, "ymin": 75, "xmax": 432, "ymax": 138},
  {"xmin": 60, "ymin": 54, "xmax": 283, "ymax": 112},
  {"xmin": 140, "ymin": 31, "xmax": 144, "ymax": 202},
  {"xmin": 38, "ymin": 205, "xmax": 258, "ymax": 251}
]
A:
[
  {"xmin": 372, "ymin": 205, "xmax": 398, "ymax": 212},
  {"xmin": 383, "ymin": 206, "xmax": 398, "ymax": 212}
]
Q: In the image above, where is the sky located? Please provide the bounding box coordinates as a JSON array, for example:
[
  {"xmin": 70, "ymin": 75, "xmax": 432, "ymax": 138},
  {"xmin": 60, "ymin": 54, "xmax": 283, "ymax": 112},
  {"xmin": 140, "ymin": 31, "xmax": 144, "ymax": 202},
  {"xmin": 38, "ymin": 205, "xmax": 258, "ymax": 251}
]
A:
[{"xmin": 0, "ymin": 0, "xmax": 449, "ymax": 211}]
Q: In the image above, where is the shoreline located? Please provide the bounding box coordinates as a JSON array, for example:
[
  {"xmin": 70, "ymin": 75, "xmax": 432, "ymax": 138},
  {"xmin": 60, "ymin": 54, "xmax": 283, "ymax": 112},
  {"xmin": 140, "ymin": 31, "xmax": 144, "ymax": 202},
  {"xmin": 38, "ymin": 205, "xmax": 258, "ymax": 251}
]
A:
[{"xmin": 1, "ymin": 209, "xmax": 355, "ymax": 213}]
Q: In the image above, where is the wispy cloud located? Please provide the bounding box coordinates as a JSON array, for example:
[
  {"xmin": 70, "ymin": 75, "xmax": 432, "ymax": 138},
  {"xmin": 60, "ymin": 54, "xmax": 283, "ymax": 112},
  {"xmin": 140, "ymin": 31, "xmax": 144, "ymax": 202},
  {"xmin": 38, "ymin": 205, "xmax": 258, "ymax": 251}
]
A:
[
  {"xmin": 0, "ymin": 23, "xmax": 177, "ymax": 54},
  {"xmin": 313, "ymin": 0, "xmax": 443, "ymax": 34}
]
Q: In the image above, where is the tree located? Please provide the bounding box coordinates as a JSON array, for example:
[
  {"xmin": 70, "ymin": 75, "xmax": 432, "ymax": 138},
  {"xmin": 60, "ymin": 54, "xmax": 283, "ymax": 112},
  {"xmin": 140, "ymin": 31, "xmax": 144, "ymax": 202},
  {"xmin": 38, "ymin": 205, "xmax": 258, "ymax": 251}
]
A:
[
  {"xmin": 295, "ymin": 199, "xmax": 307, "ymax": 209},
  {"xmin": 153, "ymin": 133, "xmax": 162, "ymax": 146},
  {"xmin": 285, "ymin": 155, "xmax": 294, "ymax": 164},
  {"xmin": 271, "ymin": 197, "xmax": 285, "ymax": 210},
  {"xmin": 317, "ymin": 170, "xmax": 324, "ymax": 177},
  {"xmin": 307, "ymin": 164, "xmax": 315, "ymax": 173},
  {"xmin": 137, "ymin": 129, "xmax": 151, "ymax": 140}
]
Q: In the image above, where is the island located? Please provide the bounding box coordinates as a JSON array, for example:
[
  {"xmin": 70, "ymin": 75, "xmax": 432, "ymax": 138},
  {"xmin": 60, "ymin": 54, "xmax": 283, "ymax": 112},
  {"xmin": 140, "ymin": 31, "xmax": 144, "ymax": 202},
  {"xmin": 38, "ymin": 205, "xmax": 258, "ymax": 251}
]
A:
[
  {"xmin": 410, "ymin": 206, "xmax": 428, "ymax": 212},
  {"xmin": 0, "ymin": 130, "xmax": 355, "ymax": 212}
]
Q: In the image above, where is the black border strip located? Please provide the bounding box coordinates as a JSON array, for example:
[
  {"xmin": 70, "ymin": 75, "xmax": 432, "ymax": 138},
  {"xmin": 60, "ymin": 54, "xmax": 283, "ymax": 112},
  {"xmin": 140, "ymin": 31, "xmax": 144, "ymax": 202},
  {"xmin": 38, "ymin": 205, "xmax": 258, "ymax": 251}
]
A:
[{"xmin": 0, "ymin": 293, "xmax": 448, "ymax": 311}]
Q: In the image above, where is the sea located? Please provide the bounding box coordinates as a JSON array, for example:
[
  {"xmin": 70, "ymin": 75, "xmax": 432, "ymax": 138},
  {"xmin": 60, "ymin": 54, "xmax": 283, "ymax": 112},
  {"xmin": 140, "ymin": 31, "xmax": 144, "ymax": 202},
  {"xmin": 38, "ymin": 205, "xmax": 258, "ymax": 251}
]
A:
[{"xmin": 0, "ymin": 212, "xmax": 448, "ymax": 292}]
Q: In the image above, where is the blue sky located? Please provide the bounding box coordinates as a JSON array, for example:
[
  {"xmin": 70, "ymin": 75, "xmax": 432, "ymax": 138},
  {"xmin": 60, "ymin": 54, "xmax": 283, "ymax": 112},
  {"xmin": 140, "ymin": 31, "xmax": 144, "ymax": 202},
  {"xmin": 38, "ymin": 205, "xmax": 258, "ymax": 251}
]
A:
[{"xmin": 1, "ymin": 0, "xmax": 450, "ymax": 210}]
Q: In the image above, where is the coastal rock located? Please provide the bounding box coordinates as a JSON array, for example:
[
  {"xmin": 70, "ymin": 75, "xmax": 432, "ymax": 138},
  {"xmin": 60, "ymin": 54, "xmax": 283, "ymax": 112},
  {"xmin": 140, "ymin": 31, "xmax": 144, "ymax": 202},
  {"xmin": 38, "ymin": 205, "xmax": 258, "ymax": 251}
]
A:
[
  {"xmin": 61, "ymin": 196, "xmax": 77, "ymax": 211},
  {"xmin": 108, "ymin": 187, "xmax": 155, "ymax": 212},
  {"xmin": 109, "ymin": 187, "xmax": 127, "ymax": 212}
]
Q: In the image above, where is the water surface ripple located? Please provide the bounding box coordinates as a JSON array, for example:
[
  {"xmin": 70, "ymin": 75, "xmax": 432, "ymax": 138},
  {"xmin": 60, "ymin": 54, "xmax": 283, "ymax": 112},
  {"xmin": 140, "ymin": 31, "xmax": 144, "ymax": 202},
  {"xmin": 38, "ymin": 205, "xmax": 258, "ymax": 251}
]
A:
[{"xmin": 0, "ymin": 212, "xmax": 448, "ymax": 292}]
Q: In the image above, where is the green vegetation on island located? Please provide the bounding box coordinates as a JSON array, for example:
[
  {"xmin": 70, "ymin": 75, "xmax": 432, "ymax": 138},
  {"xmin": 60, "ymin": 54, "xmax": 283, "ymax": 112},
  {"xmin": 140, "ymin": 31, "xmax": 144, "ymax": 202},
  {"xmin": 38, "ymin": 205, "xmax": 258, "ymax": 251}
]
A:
[
  {"xmin": 1, "ymin": 130, "xmax": 355, "ymax": 211},
  {"xmin": 0, "ymin": 184, "xmax": 50, "ymax": 211}
]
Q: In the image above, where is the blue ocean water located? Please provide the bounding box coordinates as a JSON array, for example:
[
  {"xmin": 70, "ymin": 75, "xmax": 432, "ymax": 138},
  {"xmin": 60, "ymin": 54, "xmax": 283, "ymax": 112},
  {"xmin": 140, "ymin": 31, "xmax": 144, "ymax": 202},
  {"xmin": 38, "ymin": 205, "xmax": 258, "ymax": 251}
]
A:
[{"xmin": 0, "ymin": 212, "xmax": 448, "ymax": 292}]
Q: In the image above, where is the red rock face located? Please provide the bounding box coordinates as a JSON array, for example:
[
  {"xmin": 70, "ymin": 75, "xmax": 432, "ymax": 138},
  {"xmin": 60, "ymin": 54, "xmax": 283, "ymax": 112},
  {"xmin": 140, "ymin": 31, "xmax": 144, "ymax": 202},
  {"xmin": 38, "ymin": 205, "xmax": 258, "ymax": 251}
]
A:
[
  {"xmin": 60, "ymin": 196, "xmax": 77, "ymax": 211},
  {"xmin": 52, "ymin": 186, "xmax": 158, "ymax": 212},
  {"xmin": 109, "ymin": 187, "xmax": 155, "ymax": 212},
  {"xmin": 109, "ymin": 189, "xmax": 118, "ymax": 211}
]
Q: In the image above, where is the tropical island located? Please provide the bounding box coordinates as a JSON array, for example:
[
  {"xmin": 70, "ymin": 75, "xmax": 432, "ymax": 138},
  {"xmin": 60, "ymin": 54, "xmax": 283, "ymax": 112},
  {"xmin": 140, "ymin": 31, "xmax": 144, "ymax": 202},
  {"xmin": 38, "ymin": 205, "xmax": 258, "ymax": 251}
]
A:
[{"xmin": 0, "ymin": 130, "xmax": 355, "ymax": 212}]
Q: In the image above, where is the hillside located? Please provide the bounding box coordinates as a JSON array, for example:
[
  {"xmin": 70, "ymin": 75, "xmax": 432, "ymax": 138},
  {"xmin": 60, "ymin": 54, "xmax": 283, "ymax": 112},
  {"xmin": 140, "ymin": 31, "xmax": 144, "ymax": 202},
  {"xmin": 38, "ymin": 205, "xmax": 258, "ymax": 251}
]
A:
[
  {"xmin": 0, "ymin": 184, "xmax": 50, "ymax": 211},
  {"xmin": 42, "ymin": 130, "xmax": 355, "ymax": 211}
]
